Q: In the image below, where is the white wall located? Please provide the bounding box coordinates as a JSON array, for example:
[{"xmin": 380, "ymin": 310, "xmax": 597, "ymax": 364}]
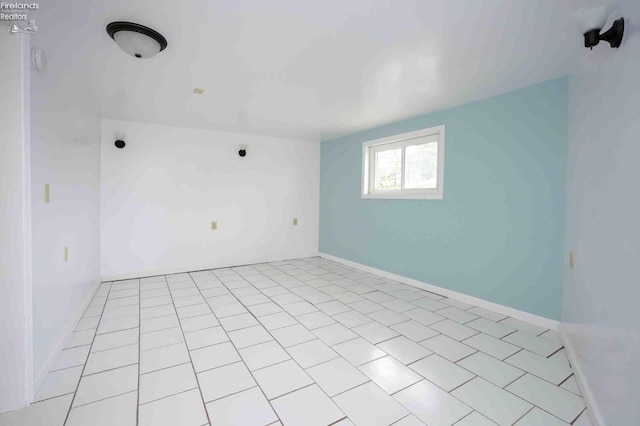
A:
[
  {"xmin": 101, "ymin": 119, "xmax": 319, "ymax": 279},
  {"xmin": 29, "ymin": 24, "xmax": 102, "ymax": 389},
  {"xmin": 563, "ymin": 2, "xmax": 640, "ymax": 424},
  {"xmin": 0, "ymin": 30, "xmax": 30, "ymax": 413}
]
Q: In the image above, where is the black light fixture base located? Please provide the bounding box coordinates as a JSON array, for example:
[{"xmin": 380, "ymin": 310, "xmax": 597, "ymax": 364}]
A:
[
  {"xmin": 600, "ymin": 17, "xmax": 624, "ymax": 48},
  {"xmin": 584, "ymin": 29, "xmax": 601, "ymax": 48},
  {"xmin": 106, "ymin": 22, "xmax": 168, "ymax": 52}
]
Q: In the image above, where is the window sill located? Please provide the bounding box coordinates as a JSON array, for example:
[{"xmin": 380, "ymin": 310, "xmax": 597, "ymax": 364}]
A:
[{"xmin": 361, "ymin": 191, "xmax": 443, "ymax": 200}]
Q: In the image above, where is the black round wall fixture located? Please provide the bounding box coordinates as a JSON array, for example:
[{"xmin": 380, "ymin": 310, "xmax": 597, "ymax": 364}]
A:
[
  {"xmin": 115, "ymin": 139, "xmax": 126, "ymax": 149},
  {"xmin": 239, "ymin": 149, "xmax": 247, "ymax": 157}
]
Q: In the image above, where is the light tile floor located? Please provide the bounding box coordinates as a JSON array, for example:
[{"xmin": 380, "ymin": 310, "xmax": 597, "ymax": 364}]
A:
[{"xmin": 0, "ymin": 257, "xmax": 593, "ymax": 426}]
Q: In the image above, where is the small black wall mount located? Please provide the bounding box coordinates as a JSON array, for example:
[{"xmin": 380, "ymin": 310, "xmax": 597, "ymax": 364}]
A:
[
  {"xmin": 115, "ymin": 139, "xmax": 126, "ymax": 149},
  {"xmin": 238, "ymin": 144, "xmax": 247, "ymax": 157}
]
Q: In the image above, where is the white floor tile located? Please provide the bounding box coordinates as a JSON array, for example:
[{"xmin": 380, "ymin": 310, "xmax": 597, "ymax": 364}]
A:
[
  {"xmin": 139, "ymin": 363, "xmax": 197, "ymax": 404},
  {"xmin": 73, "ymin": 365, "xmax": 138, "ymax": 407},
  {"xmin": 101, "ymin": 305, "xmax": 139, "ymax": 320},
  {"xmin": 503, "ymin": 331, "xmax": 563, "ymax": 358},
  {"xmin": 51, "ymin": 346, "xmax": 90, "ymax": 371},
  {"xmin": 334, "ymin": 382, "xmax": 408, "ymax": 426},
  {"xmin": 312, "ymin": 323, "xmax": 357, "ymax": 346},
  {"xmin": 198, "ymin": 361, "xmax": 256, "ymax": 402},
  {"xmin": 352, "ymin": 322, "xmax": 399, "ymax": 344},
  {"xmin": 184, "ymin": 326, "xmax": 229, "ymax": 350},
  {"xmin": 410, "ymin": 354, "xmax": 475, "ymax": 392},
  {"xmin": 514, "ymin": 407, "xmax": 569, "ymax": 426},
  {"xmin": 435, "ymin": 307, "xmax": 478, "ymax": 324},
  {"xmin": 177, "ymin": 303, "xmax": 211, "ymax": 319},
  {"xmin": 457, "ymin": 352, "xmax": 524, "ymax": 388},
  {"xmin": 349, "ymin": 299, "xmax": 384, "ymax": 314},
  {"xmin": 83, "ymin": 344, "xmax": 139, "ymax": 375},
  {"xmin": 34, "ymin": 366, "xmax": 83, "ymax": 402},
  {"xmin": 573, "ymin": 409, "xmax": 593, "ymax": 426},
  {"xmin": 91, "ymin": 328, "xmax": 138, "ymax": 352},
  {"xmin": 271, "ymin": 385, "xmax": 344, "ymax": 426},
  {"xmin": 333, "ymin": 310, "xmax": 373, "ymax": 328},
  {"xmin": 286, "ymin": 339, "xmax": 339, "ymax": 368},
  {"xmin": 206, "ymin": 387, "xmax": 277, "ymax": 426},
  {"xmin": 228, "ymin": 325, "xmax": 272, "ymax": 349},
  {"xmin": 506, "ymin": 374, "xmax": 585, "ymax": 423},
  {"xmin": 317, "ymin": 300, "xmax": 352, "ymax": 315},
  {"xmin": 140, "ymin": 327, "xmax": 184, "ymax": 351},
  {"xmin": 257, "ymin": 311, "xmax": 298, "ymax": 331},
  {"xmin": 392, "ymin": 414, "xmax": 427, "ymax": 426},
  {"xmin": 391, "ymin": 321, "xmax": 439, "ymax": 342},
  {"xmin": 359, "ymin": 356, "xmax": 422, "ymax": 394},
  {"xmin": 139, "ymin": 389, "xmax": 208, "ymax": 426},
  {"xmin": 560, "ymin": 375, "xmax": 581, "ymax": 395},
  {"xmin": 97, "ymin": 316, "xmax": 139, "ymax": 335},
  {"xmin": 402, "ymin": 308, "xmax": 445, "ymax": 326},
  {"xmin": 498, "ymin": 317, "xmax": 547, "ymax": 336},
  {"xmin": 140, "ymin": 342, "xmax": 190, "ymax": 374},
  {"xmin": 219, "ymin": 312, "xmax": 260, "ymax": 331},
  {"xmin": 394, "ymin": 380, "xmax": 472, "ymax": 426},
  {"xmin": 295, "ymin": 311, "xmax": 336, "ymax": 329},
  {"xmin": 271, "ymin": 324, "xmax": 315, "ymax": 348},
  {"xmin": 282, "ymin": 301, "xmax": 318, "ymax": 316},
  {"xmin": 409, "ymin": 297, "xmax": 448, "ymax": 311},
  {"xmin": 239, "ymin": 340, "xmax": 290, "ymax": 371},
  {"xmin": 429, "ymin": 319, "xmax": 478, "ymax": 341},
  {"xmin": 253, "ymin": 360, "xmax": 313, "ymax": 399},
  {"xmin": 65, "ymin": 329, "xmax": 96, "ymax": 349},
  {"xmin": 247, "ymin": 302, "xmax": 283, "ymax": 317},
  {"xmin": 180, "ymin": 313, "xmax": 219, "ymax": 333},
  {"xmin": 333, "ymin": 338, "xmax": 387, "ymax": 366},
  {"xmin": 421, "ymin": 334, "xmax": 475, "ymax": 362},
  {"xmin": 368, "ymin": 309, "xmax": 410, "ymax": 326},
  {"xmin": 306, "ymin": 358, "xmax": 369, "ymax": 397},
  {"xmin": 140, "ymin": 314, "xmax": 179, "ymax": 334},
  {"xmin": 140, "ymin": 304, "xmax": 175, "ymax": 320},
  {"xmin": 452, "ymin": 377, "xmax": 532, "ymax": 426},
  {"xmin": 66, "ymin": 391, "xmax": 137, "ymax": 426},
  {"xmin": 455, "ymin": 411, "xmax": 498, "ymax": 426},
  {"xmin": 506, "ymin": 349, "xmax": 572, "ymax": 385},
  {"xmin": 381, "ymin": 299, "xmax": 417, "ymax": 313},
  {"xmin": 465, "ymin": 318, "xmax": 515, "ymax": 339},
  {"xmin": 211, "ymin": 302, "xmax": 247, "ymax": 318},
  {"xmin": 466, "ymin": 307, "xmax": 507, "ymax": 322},
  {"xmin": 0, "ymin": 394, "xmax": 72, "ymax": 426},
  {"xmin": 191, "ymin": 341, "xmax": 240, "ymax": 372},
  {"xmin": 140, "ymin": 295, "xmax": 171, "ymax": 309},
  {"xmin": 377, "ymin": 336, "xmax": 432, "ymax": 365},
  {"xmin": 75, "ymin": 317, "xmax": 100, "ymax": 331},
  {"xmin": 462, "ymin": 332, "xmax": 520, "ymax": 360}
]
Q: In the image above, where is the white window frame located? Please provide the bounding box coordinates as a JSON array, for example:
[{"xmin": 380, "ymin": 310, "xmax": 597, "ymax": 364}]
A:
[{"xmin": 362, "ymin": 125, "xmax": 445, "ymax": 200}]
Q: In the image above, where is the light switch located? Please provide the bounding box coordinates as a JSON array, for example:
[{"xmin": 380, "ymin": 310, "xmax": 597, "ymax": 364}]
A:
[
  {"xmin": 211, "ymin": 221, "xmax": 217, "ymax": 230},
  {"xmin": 293, "ymin": 218, "xmax": 298, "ymax": 226}
]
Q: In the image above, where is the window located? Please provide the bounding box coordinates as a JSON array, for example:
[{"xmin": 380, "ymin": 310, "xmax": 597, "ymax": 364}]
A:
[{"xmin": 362, "ymin": 125, "xmax": 445, "ymax": 199}]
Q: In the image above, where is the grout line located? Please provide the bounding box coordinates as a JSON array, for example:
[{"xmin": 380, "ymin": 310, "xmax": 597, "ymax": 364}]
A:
[
  {"xmin": 165, "ymin": 277, "xmax": 213, "ymax": 426},
  {"xmin": 62, "ymin": 282, "xmax": 116, "ymax": 426}
]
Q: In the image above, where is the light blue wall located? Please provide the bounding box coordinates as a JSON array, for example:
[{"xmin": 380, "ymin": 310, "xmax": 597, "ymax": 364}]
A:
[{"xmin": 320, "ymin": 78, "xmax": 567, "ymax": 320}]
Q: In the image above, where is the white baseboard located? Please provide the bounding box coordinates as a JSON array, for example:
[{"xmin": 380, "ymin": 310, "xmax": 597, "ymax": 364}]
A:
[
  {"xmin": 33, "ymin": 280, "xmax": 101, "ymax": 396},
  {"xmin": 559, "ymin": 324, "xmax": 604, "ymax": 426},
  {"xmin": 318, "ymin": 252, "xmax": 559, "ymax": 331},
  {"xmin": 101, "ymin": 252, "xmax": 321, "ymax": 282}
]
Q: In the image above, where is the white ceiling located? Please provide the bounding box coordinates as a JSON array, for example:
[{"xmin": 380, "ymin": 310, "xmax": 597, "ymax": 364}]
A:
[{"xmin": 33, "ymin": 0, "xmax": 589, "ymax": 141}]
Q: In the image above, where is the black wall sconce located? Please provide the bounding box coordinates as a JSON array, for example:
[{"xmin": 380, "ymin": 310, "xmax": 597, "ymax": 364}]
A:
[
  {"xmin": 239, "ymin": 144, "xmax": 248, "ymax": 157},
  {"xmin": 115, "ymin": 139, "xmax": 126, "ymax": 149},
  {"xmin": 574, "ymin": 2, "xmax": 624, "ymax": 49}
]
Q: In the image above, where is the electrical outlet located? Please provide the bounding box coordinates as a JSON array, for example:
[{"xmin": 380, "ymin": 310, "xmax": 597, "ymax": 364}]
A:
[
  {"xmin": 64, "ymin": 246, "xmax": 68, "ymax": 262},
  {"xmin": 44, "ymin": 184, "xmax": 50, "ymax": 203},
  {"xmin": 211, "ymin": 221, "xmax": 217, "ymax": 230},
  {"xmin": 293, "ymin": 218, "xmax": 298, "ymax": 226}
]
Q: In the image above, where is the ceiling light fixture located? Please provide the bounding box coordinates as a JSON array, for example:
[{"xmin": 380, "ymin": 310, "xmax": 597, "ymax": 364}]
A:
[
  {"xmin": 106, "ymin": 21, "xmax": 168, "ymax": 59},
  {"xmin": 573, "ymin": 2, "xmax": 624, "ymax": 49}
]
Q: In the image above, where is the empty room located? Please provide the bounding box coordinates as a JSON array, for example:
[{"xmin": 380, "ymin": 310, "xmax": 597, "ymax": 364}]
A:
[{"xmin": 1, "ymin": 0, "xmax": 638, "ymax": 425}]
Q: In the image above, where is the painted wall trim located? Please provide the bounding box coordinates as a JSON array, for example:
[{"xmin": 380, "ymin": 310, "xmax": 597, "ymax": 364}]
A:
[
  {"xmin": 319, "ymin": 252, "xmax": 560, "ymax": 331},
  {"xmin": 101, "ymin": 253, "xmax": 320, "ymax": 282},
  {"xmin": 559, "ymin": 324, "xmax": 604, "ymax": 426},
  {"xmin": 33, "ymin": 280, "xmax": 100, "ymax": 395}
]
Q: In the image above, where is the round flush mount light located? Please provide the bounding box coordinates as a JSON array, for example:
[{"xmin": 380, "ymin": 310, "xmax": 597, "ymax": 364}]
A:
[{"xmin": 106, "ymin": 21, "xmax": 168, "ymax": 59}]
